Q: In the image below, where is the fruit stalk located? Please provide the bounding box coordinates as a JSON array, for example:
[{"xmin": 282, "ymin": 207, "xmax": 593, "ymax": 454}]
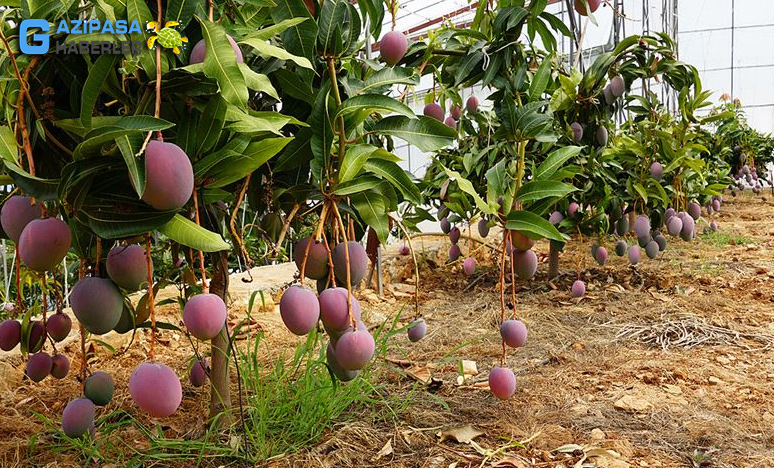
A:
[
  {"xmin": 321, "ymin": 231, "xmax": 337, "ymax": 288},
  {"xmin": 499, "ymin": 232, "xmax": 507, "ymax": 366},
  {"xmin": 229, "ymin": 175, "xmax": 252, "ymax": 269},
  {"xmin": 270, "ymin": 203, "xmax": 300, "ymax": 257},
  {"xmin": 390, "ymin": 214, "xmax": 419, "ymax": 317},
  {"xmin": 330, "ymin": 202, "xmax": 355, "ymax": 326},
  {"xmin": 143, "ymin": 234, "xmax": 157, "ymax": 360},
  {"xmin": 192, "ymin": 188, "xmax": 208, "ymax": 293}
]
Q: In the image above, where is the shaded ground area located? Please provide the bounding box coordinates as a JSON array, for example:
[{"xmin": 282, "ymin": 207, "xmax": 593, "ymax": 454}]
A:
[{"xmin": 1, "ymin": 192, "xmax": 774, "ymax": 467}]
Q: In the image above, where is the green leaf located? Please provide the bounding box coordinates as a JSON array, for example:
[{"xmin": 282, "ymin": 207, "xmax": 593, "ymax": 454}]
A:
[
  {"xmin": 505, "ymin": 210, "xmax": 564, "ymax": 241},
  {"xmin": 238, "ymin": 64, "xmax": 279, "ymax": 99},
  {"xmin": 442, "ymin": 165, "xmax": 489, "ymax": 213},
  {"xmin": 515, "ymin": 180, "xmax": 576, "ymax": 202},
  {"xmin": 5, "ymin": 162, "xmax": 59, "ymax": 200},
  {"xmin": 337, "ymin": 94, "xmax": 415, "ymax": 119},
  {"xmin": 350, "ymin": 191, "xmax": 390, "ymax": 243},
  {"xmin": 528, "ymin": 54, "xmax": 553, "ymax": 102},
  {"xmin": 225, "ymin": 107, "xmax": 293, "ymax": 135},
  {"xmin": 334, "ymin": 175, "xmax": 382, "ymax": 195},
  {"xmin": 363, "ymin": 159, "xmax": 421, "ymax": 204},
  {"xmin": 273, "ymin": 69, "xmax": 313, "ymax": 103},
  {"xmin": 158, "ymin": 214, "xmax": 230, "ymax": 252},
  {"xmin": 317, "ymin": 0, "xmax": 348, "ymax": 56},
  {"xmin": 633, "ymin": 182, "xmax": 648, "ymax": 203},
  {"xmin": 196, "ymin": 17, "xmax": 248, "ymax": 108},
  {"xmin": 166, "ymin": 0, "xmax": 197, "ymax": 27},
  {"xmin": 81, "ymin": 203, "xmax": 175, "ymax": 239},
  {"xmin": 127, "ymin": 0, "xmax": 164, "ymax": 77},
  {"xmin": 80, "ymin": 54, "xmax": 118, "ymax": 128},
  {"xmin": 116, "ymin": 134, "xmax": 145, "ymax": 197},
  {"xmin": 72, "ymin": 117, "xmax": 174, "ymax": 159},
  {"xmin": 339, "ymin": 144, "xmax": 376, "ymax": 183},
  {"xmin": 358, "ymin": 67, "xmax": 419, "ymax": 95},
  {"xmin": 534, "ymin": 145, "xmax": 581, "ymax": 180},
  {"xmin": 239, "ymin": 38, "xmax": 314, "ymax": 69},
  {"xmin": 0, "ymin": 125, "xmax": 17, "ymax": 163},
  {"xmin": 271, "ymin": 0, "xmax": 318, "ymax": 65},
  {"xmin": 246, "ymin": 17, "xmax": 310, "ymax": 41},
  {"xmin": 372, "ymin": 116, "xmax": 456, "ymax": 152},
  {"xmin": 195, "ymin": 96, "xmax": 227, "ymax": 155}
]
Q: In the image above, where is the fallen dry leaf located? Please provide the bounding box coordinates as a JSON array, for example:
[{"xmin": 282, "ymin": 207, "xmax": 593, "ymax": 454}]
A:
[
  {"xmin": 438, "ymin": 425, "xmax": 484, "ymax": 444},
  {"xmin": 374, "ymin": 438, "xmax": 393, "ymax": 459}
]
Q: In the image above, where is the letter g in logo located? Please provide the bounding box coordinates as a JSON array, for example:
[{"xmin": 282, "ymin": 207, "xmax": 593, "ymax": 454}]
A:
[{"xmin": 19, "ymin": 19, "xmax": 49, "ymax": 54}]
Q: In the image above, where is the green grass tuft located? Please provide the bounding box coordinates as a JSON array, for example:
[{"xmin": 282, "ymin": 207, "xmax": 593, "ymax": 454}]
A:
[{"xmin": 30, "ymin": 291, "xmax": 413, "ymax": 466}]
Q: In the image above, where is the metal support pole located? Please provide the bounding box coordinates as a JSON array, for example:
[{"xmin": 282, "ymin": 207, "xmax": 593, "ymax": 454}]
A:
[{"xmin": 731, "ymin": 0, "xmax": 735, "ymax": 99}]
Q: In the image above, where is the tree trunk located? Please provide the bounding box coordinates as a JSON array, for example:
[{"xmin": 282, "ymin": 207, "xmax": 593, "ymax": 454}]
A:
[
  {"xmin": 548, "ymin": 241, "xmax": 560, "ymax": 279},
  {"xmin": 628, "ymin": 211, "xmax": 636, "ymax": 234},
  {"xmin": 208, "ymin": 250, "xmax": 232, "ymax": 426}
]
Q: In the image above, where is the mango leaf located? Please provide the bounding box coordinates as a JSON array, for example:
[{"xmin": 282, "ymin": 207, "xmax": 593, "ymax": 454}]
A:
[
  {"xmin": 363, "ymin": 159, "xmax": 421, "ymax": 204},
  {"xmin": 0, "ymin": 125, "xmax": 17, "ymax": 163},
  {"xmin": 273, "ymin": 68, "xmax": 313, "ymax": 103},
  {"xmin": 515, "ymin": 180, "xmax": 576, "ymax": 202},
  {"xmin": 238, "ymin": 64, "xmax": 279, "ymax": 99},
  {"xmin": 5, "ymin": 162, "xmax": 59, "ymax": 200},
  {"xmin": 83, "ymin": 204, "xmax": 175, "ymax": 239},
  {"xmin": 350, "ymin": 191, "xmax": 390, "ymax": 243},
  {"xmin": 533, "ymin": 145, "xmax": 582, "ymax": 180},
  {"xmin": 442, "ymin": 166, "xmax": 489, "ymax": 213},
  {"xmin": 528, "ymin": 53, "xmax": 553, "ymax": 102},
  {"xmin": 72, "ymin": 117, "xmax": 173, "ymax": 159},
  {"xmin": 166, "ymin": 0, "xmax": 197, "ymax": 28},
  {"xmin": 338, "ymin": 94, "xmax": 414, "ymax": 119},
  {"xmin": 358, "ymin": 67, "xmax": 419, "ymax": 95},
  {"xmin": 240, "ymin": 38, "xmax": 314, "ymax": 69},
  {"xmin": 633, "ymin": 182, "xmax": 648, "ymax": 203},
  {"xmin": 334, "ymin": 175, "xmax": 382, "ymax": 195},
  {"xmin": 317, "ymin": 0, "xmax": 347, "ymax": 56},
  {"xmin": 198, "ymin": 137, "xmax": 291, "ymax": 187},
  {"xmin": 246, "ymin": 17, "xmax": 310, "ymax": 41},
  {"xmin": 197, "ymin": 17, "xmax": 248, "ymax": 108},
  {"xmin": 338, "ymin": 144, "xmax": 376, "ymax": 183},
  {"xmin": 372, "ymin": 116, "xmax": 456, "ymax": 152},
  {"xmin": 116, "ymin": 134, "xmax": 145, "ymax": 197},
  {"xmin": 80, "ymin": 54, "xmax": 118, "ymax": 128},
  {"xmin": 505, "ymin": 210, "xmax": 564, "ymax": 241},
  {"xmin": 195, "ymin": 96, "xmax": 227, "ymax": 156},
  {"xmin": 356, "ymin": 0, "xmax": 384, "ymax": 39},
  {"xmin": 127, "ymin": 0, "xmax": 165, "ymax": 77},
  {"xmin": 272, "ymin": 0, "xmax": 317, "ymax": 65},
  {"xmin": 158, "ymin": 214, "xmax": 230, "ymax": 252}
]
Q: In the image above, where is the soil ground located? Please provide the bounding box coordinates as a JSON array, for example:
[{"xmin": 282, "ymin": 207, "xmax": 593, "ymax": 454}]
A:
[{"xmin": 2, "ymin": 191, "xmax": 774, "ymax": 467}]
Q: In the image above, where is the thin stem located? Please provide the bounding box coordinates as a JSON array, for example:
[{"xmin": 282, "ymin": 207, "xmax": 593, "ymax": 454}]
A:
[
  {"xmin": 229, "ymin": 175, "xmax": 252, "ymax": 269},
  {"xmin": 78, "ymin": 260, "xmax": 87, "ymax": 379},
  {"xmin": 499, "ymin": 231, "xmax": 507, "ymax": 366},
  {"xmin": 321, "ymin": 230, "xmax": 337, "ymax": 288},
  {"xmin": 299, "ymin": 203, "xmax": 328, "ymax": 282},
  {"xmin": 389, "ymin": 214, "xmax": 419, "ymax": 318},
  {"xmin": 193, "ymin": 188, "xmax": 208, "ymax": 293},
  {"xmin": 330, "ymin": 201, "xmax": 355, "ymax": 327},
  {"xmin": 145, "ymin": 234, "xmax": 156, "ymax": 360},
  {"xmin": 154, "ymin": 0, "xmax": 162, "ymax": 124},
  {"xmin": 270, "ymin": 203, "xmax": 300, "ymax": 257},
  {"xmin": 326, "ymin": 58, "xmax": 347, "ymax": 169},
  {"xmin": 94, "ymin": 238, "xmax": 102, "ymax": 275}
]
